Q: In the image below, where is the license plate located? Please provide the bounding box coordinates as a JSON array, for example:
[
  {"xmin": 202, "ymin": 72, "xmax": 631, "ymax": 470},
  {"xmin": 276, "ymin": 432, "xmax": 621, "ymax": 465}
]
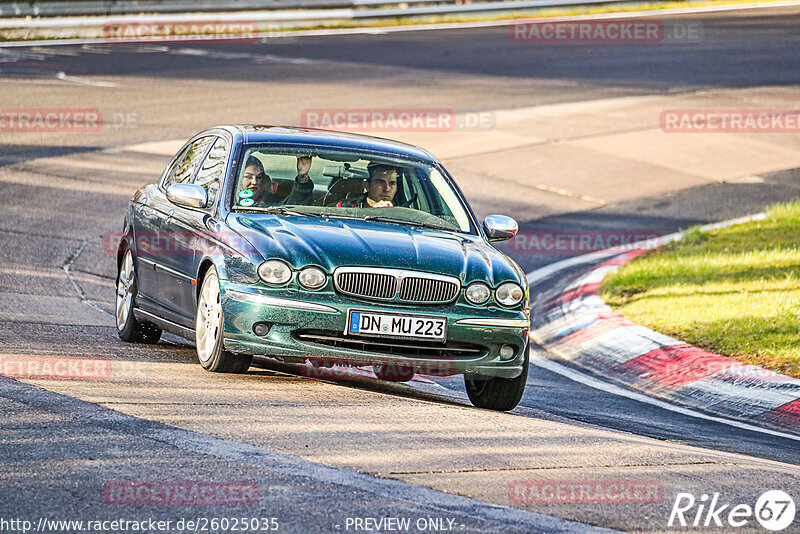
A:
[{"xmin": 346, "ymin": 310, "xmax": 447, "ymax": 342}]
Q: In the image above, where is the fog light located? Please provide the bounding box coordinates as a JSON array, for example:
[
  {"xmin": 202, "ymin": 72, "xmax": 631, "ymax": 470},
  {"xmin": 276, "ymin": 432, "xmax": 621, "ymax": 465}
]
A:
[
  {"xmin": 499, "ymin": 344, "xmax": 515, "ymax": 360},
  {"xmin": 253, "ymin": 322, "xmax": 272, "ymax": 337}
]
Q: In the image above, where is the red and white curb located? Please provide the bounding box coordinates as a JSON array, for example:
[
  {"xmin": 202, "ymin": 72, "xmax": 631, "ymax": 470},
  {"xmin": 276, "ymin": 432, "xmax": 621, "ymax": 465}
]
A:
[{"xmin": 527, "ymin": 214, "xmax": 800, "ymax": 436}]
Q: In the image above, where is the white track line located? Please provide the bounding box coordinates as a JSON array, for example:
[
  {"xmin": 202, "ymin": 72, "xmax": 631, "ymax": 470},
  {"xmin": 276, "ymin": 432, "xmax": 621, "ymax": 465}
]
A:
[
  {"xmin": 2, "ymin": 0, "xmax": 800, "ymax": 47},
  {"xmin": 56, "ymin": 71, "xmax": 117, "ymax": 86},
  {"xmin": 529, "ymin": 353, "xmax": 800, "ymax": 442}
]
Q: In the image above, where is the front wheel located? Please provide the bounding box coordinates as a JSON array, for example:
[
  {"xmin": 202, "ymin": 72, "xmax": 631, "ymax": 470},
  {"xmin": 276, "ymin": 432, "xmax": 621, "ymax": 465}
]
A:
[
  {"xmin": 195, "ymin": 267, "xmax": 252, "ymax": 373},
  {"xmin": 116, "ymin": 249, "xmax": 162, "ymax": 344},
  {"xmin": 464, "ymin": 342, "xmax": 529, "ymax": 411}
]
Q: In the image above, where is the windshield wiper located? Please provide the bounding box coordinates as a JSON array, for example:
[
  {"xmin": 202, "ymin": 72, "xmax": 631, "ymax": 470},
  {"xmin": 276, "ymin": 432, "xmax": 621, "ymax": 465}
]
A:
[
  {"xmin": 362, "ymin": 215, "xmax": 455, "ymax": 232},
  {"xmin": 236, "ymin": 206, "xmax": 313, "ymax": 216}
]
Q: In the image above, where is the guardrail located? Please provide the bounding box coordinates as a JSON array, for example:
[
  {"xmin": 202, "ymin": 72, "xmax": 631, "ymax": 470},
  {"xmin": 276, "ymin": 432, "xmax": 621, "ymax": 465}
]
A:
[
  {"xmin": 0, "ymin": 0, "xmax": 414, "ymax": 17},
  {"xmin": 0, "ymin": 0, "xmax": 637, "ymax": 18}
]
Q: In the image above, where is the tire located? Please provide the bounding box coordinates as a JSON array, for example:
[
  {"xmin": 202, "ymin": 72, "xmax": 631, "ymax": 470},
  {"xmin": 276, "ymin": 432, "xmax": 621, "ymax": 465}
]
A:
[
  {"xmin": 116, "ymin": 248, "xmax": 162, "ymax": 344},
  {"xmin": 373, "ymin": 362, "xmax": 415, "ymax": 382},
  {"xmin": 464, "ymin": 341, "xmax": 529, "ymax": 411},
  {"xmin": 195, "ymin": 266, "xmax": 252, "ymax": 373}
]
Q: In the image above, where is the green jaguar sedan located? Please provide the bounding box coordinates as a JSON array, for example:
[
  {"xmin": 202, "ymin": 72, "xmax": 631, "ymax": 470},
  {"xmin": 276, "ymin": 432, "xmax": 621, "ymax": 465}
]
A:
[{"xmin": 115, "ymin": 125, "xmax": 530, "ymax": 411}]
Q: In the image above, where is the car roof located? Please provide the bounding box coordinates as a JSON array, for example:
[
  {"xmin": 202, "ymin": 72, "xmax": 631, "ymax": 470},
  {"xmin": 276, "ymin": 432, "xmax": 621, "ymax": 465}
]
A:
[{"xmin": 218, "ymin": 125, "xmax": 437, "ymax": 162}]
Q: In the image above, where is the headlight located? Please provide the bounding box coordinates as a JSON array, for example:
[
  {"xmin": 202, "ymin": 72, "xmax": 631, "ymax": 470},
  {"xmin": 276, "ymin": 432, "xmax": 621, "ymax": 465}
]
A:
[
  {"xmin": 258, "ymin": 260, "xmax": 292, "ymax": 285},
  {"xmin": 298, "ymin": 266, "xmax": 327, "ymax": 289},
  {"xmin": 495, "ymin": 282, "xmax": 524, "ymax": 307},
  {"xmin": 465, "ymin": 282, "xmax": 491, "ymax": 305}
]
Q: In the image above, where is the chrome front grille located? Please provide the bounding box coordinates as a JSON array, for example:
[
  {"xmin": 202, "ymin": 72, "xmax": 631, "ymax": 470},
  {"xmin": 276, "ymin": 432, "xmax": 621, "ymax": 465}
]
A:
[
  {"xmin": 334, "ymin": 267, "xmax": 460, "ymax": 304},
  {"xmin": 399, "ymin": 276, "xmax": 459, "ymax": 303},
  {"xmin": 336, "ymin": 271, "xmax": 396, "ymax": 300}
]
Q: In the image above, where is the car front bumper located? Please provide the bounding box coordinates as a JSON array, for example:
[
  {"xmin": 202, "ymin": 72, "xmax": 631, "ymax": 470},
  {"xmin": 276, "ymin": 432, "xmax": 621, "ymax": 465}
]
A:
[{"xmin": 219, "ymin": 282, "xmax": 529, "ymax": 379}]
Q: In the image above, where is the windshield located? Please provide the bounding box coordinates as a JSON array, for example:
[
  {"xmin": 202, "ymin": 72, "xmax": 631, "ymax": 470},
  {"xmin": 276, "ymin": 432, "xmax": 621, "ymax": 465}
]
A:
[{"xmin": 232, "ymin": 145, "xmax": 474, "ymax": 233}]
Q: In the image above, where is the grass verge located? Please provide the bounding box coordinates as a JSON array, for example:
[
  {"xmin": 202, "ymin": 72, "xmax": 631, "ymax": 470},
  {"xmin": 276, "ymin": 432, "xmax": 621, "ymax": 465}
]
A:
[{"xmin": 599, "ymin": 202, "xmax": 800, "ymax": 378}]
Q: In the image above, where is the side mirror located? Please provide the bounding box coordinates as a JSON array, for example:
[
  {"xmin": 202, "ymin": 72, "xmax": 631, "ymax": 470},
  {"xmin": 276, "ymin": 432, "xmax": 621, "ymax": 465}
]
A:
[
  {"xmin": 166, "ymin": 183, "xmax": 208, "ymax": 210},
  {"xmin": 483, "ymin": 215, "xmax": 518, "ymax": 242}
]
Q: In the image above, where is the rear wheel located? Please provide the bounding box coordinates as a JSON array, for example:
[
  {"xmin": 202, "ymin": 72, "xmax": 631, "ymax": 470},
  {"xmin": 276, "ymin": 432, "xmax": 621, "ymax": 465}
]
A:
[
  {"xmin": 464, "ymin": 342, "xmax": 529, "ymax": 411},
  {"xmin": 116, "ymin": 249, "xmax": 162, "ymax": 344},
  {"xmin": 196, "ymin": 267, "xmax": 252, "ymax": 373},
  {"xmin": 373, "ymin": 363, "xmax": 415, "ymax": 382}
]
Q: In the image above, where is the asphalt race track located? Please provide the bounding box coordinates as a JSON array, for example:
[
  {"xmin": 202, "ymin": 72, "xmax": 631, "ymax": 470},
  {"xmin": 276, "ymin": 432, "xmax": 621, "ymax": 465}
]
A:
[{"xmin": 2, "ymin": 5, "xmax": 800, "ymax": 533}]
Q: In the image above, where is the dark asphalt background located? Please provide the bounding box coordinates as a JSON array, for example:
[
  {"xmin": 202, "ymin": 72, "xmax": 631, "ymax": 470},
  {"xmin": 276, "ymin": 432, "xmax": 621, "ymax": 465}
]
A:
[{"xmin": 2, "ymin": 5, "xmax": 800, "ymax": 532}]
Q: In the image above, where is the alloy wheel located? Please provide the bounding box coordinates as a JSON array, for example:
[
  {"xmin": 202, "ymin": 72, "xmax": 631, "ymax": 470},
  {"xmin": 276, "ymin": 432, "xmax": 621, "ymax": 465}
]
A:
[
  {"xmin": 116, "ymin": 250, "xmax": 135, "ymax": 331},
  {"xmin": 196, "ymin": 271, "xmax": 222, "ymax": 363}
]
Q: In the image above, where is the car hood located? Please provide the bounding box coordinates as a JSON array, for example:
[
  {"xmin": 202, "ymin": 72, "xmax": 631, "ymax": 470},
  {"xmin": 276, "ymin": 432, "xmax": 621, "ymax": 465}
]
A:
[{"xmin": 227, "ymin": 214, "xmax": 525, "ymax": 286}]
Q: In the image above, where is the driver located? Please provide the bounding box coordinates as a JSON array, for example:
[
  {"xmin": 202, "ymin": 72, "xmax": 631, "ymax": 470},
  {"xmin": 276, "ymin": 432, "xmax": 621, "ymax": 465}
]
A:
[
  {"xmin": 336, "ymin": 163, "xmax": 398, "ymax": 208},
  {"xmin": 241, "ymin": 155, "xmax": 314, "ymax": 206}
]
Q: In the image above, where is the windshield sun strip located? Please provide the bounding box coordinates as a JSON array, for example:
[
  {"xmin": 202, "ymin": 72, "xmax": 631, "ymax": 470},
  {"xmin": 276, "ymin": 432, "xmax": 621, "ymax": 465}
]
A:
[{"xmin": 228, "ymin": 146, "xmax": 477, "ymax": 234}]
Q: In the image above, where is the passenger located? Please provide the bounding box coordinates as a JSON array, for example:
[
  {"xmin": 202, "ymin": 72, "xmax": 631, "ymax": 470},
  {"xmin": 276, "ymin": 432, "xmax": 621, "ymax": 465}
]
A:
[
  {"xmin": 337, "ymin": 163, "xmax": 398, "ymax": 208},
  {"xmin": 241, "ymin": 155, "xmax": 314, "ymax": 206}
]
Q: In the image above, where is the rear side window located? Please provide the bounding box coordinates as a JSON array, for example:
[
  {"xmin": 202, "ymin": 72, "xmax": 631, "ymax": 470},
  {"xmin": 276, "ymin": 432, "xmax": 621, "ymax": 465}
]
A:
[
  {"xmin": 165, "ymin": 136, "xmax": 215, "ymax": 189},
  {"xmin": 194, "ymin": 136, "xmax": 229, "ymax": 208}
]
